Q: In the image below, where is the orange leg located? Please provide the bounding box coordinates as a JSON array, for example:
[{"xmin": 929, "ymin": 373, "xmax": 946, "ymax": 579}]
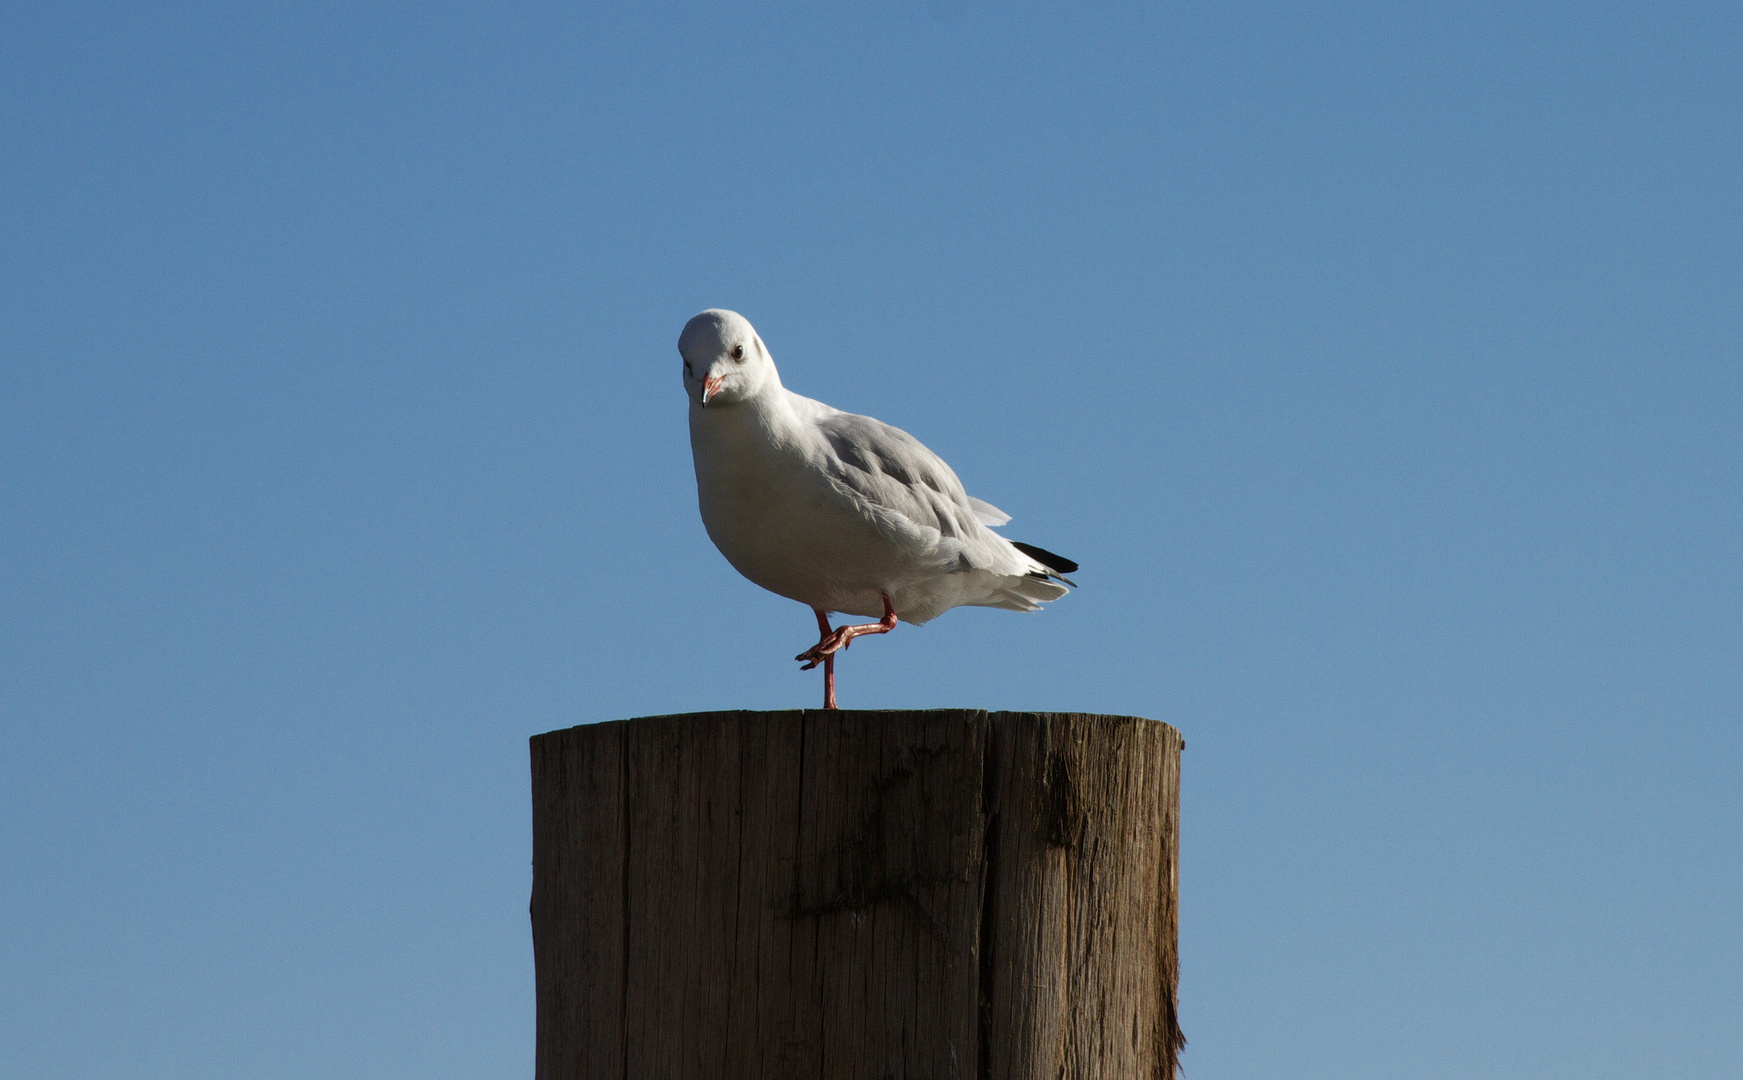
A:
[
  {"xmin": 810, "ymin": 609, "xmax": 840, "ymax": 710},
  {"xmin": 797, "ymin": 594, "xmax": 898, "ymax": 709}
]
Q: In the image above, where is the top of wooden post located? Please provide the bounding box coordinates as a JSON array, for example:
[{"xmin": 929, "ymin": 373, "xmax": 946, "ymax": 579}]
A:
[{"xmin": 531, "ymin": 709, "xmax": 1184, "ymax": 1080}]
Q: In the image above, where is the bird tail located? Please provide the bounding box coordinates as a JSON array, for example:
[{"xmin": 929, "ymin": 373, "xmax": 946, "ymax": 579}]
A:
[
  {"xmin": 983, "ymin": 573, "xmax": 1071, "ymax": 612},
  {"xmin": 1011, "ymin": 541, "xmax": 1079, "ymax": 587}
]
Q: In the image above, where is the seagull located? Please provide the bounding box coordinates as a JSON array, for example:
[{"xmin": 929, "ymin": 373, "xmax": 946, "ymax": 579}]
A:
[{"xmin": 680, "ymin": 309, "xmax": 1078, "ymax": 709}]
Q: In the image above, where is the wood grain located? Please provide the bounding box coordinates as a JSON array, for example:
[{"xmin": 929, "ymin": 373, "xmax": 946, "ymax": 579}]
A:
[{"xmin": 530, "ymin": 710, "xmax": 1183, "ymax": 1080}]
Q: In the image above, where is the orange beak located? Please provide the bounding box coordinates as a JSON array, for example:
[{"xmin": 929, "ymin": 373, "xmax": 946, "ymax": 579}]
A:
[{"xmin": 701, "ymin": 374, "xmax": 725, "ymax": 406}]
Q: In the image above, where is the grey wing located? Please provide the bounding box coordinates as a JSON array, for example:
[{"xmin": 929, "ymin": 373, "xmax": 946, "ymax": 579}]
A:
[{"xmin": 813, "ymin": 412, "xmax": 1006, "ymax": 569}]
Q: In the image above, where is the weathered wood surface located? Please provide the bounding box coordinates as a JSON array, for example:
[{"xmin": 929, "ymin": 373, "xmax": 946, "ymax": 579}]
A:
[{"xmin": 530, "ymin": 710, "xmax": 1183, "ymax": 1080}]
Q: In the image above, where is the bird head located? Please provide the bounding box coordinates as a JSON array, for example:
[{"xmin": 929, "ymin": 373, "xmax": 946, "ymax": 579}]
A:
[{"xmin": 679, "ymin": 309, "xmax": 776, "ymax": 408}]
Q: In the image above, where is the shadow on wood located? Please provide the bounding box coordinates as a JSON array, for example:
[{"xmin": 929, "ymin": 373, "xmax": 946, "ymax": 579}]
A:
[{"xmin": 530, "ymin": 710, "xmax": 1183, "ymax": 1080}]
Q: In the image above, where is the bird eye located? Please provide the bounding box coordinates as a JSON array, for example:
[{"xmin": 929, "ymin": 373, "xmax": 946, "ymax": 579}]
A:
[
  {"xmin": 684, "ymin": 361, "xmax": 693, "ymax": 376},
  {"xmin": 732, "ymin": 344, "xmax": 744, "ymax": 361}
]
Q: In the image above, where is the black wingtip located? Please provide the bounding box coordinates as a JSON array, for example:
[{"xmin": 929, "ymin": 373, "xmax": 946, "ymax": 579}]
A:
[{"xmin": 1012, "ymin": 541, "xmax": 1079, "ymax": 576}]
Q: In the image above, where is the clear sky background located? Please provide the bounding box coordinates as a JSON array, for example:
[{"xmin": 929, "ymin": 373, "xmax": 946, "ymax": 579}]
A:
[{"xmin": 2, "ymin": 2, "xmax": 1738, "ymax": 1077}]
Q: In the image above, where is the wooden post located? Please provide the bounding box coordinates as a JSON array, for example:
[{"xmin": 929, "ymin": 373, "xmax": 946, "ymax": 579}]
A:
[{"xmin": 530, "ymin": 710, "xmax": 1183, "ymax": 1080}]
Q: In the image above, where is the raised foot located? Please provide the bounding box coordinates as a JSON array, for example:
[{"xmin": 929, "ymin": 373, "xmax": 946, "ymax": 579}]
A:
[
  {"xmin": 795, "ymin": 596, "xmax": 899, "ymax": 672},
  {"xmin": 796, "ymin": 626, "xmax": 857, "ymax": 669}
]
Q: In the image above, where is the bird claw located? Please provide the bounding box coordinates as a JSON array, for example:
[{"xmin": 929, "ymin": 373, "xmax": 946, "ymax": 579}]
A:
[{"xmin": 796, "ymin": 627, "xmax": 854, "ymax": 667}]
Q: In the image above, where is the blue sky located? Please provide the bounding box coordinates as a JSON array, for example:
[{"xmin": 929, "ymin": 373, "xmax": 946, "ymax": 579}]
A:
[{"xmin": 2, "ymin": 2, "xmax": 1738, "ymax": 1077}]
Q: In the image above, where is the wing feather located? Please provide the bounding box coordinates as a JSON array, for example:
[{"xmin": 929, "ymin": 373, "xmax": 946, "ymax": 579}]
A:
[
  {"xmin": 966, "ymin": 496, "xmax": 1011, "ymax": 527},
  {"xmin": 814, "ymin": 412, "xmax": 992, "ymax": 564}
]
